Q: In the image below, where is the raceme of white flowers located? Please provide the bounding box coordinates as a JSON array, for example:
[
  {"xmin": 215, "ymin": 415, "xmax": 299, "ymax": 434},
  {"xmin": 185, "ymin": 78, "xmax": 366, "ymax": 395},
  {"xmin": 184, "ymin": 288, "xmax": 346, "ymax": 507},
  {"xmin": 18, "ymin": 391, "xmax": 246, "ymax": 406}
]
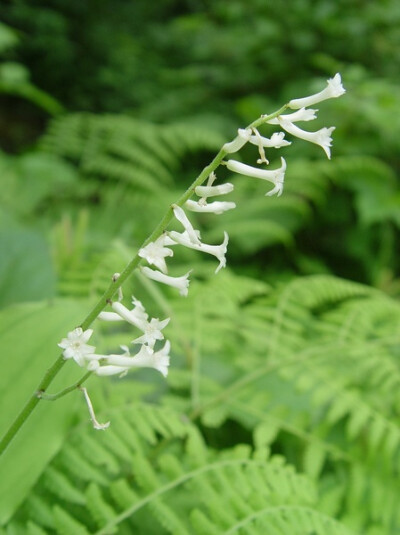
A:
[{"xmin": 58, "ymin": 73, "xmax": 345, "ymax": 429}]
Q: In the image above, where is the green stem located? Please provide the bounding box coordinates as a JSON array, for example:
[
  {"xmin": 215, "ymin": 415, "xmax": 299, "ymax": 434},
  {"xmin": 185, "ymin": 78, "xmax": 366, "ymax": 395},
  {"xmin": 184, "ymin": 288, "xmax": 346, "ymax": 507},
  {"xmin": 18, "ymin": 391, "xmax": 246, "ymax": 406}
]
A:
[
  {"xmin": 38, "ymin": 371, "xmax": 93, "ymax": 401},
  {"xmin": 0, "ymin": 105, "xmax": 287, "ymax": 456}
]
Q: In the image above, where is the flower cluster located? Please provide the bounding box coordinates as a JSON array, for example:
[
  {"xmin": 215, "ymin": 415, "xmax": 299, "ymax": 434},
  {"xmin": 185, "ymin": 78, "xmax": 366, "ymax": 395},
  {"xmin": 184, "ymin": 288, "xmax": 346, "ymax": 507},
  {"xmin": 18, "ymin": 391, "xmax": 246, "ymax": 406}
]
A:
[
  {"xmin": 223, "ymin": 73, "xmax": 345, "ymax": 195},
  {"xmin": 57, "ymin": 73, "xmax": 345, "ymax": 429},
  {"xmin": 58, "ymin": 297, "xmax": 171, "ymax": 379}
]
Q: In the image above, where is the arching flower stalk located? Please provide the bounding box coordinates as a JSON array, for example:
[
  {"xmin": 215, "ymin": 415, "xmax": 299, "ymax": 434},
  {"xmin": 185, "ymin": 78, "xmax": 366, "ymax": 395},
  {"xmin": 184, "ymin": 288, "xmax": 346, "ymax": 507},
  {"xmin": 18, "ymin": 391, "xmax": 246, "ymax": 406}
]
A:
[{"xmin": 53, "ymin": 73, "xmax": 345, "ymax": 432}]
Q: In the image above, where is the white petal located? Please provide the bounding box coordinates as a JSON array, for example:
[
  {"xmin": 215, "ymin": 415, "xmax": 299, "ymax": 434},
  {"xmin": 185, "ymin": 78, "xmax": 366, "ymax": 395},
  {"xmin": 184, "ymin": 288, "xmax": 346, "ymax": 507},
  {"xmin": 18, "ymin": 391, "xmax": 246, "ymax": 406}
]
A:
[
  {"xmin": 288, "ymin": 73, "xmax": 346, "ymax": 109},
  {"xmin": 138, "ymin": 235, "xmax": 174, "ymax": 274},
  {"xmin": 167, "ymin": 230, "xmax": 229, "ymax": 273},
  {"xmin": 226, "ymin": 157, "xmax": 286, "ymax": 183},
  {"xmin": 172, "ymin": 204, "xmax": 201, "ymax": 245},
  {"xmin": 279, "ymin": 119, "xmax": 334, "ymax": 159},
  {"xmin": 195, "ymin": 183, "xmax": 234, "ymax": 198},
  {"xmin": 111, "ymin": 301, "xmax": 145, "ymax": 329},
  {"xmin": 267, "ymin": 107, "xmax": 318, "ymax": 124},
  {"xmin": 222, "ymin": 128, "xmax": 252, "ymax": 153},
  {"xmin": 141, "ymin": 266, "xmax": 191, "ymax": 296},
  {"xmin": 185, "ymin": 200, "xmax": 236, "ymax": 214}
]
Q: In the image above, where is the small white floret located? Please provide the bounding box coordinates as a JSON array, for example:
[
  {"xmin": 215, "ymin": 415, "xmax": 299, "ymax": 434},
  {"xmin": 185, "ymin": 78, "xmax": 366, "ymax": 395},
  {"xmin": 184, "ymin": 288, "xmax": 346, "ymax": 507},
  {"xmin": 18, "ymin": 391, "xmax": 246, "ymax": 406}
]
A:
[
  {"xmin": 185, "ymin": 199, "xmax": 236, "ymax": 214},
  {"xmin": 288, "ymin": 73, "xmax": 346, "ymax": 109},
  {"xmin": 278, "ymin": 119, "xmax": 334, "ymax": 159},
  {"xmin": 141, "ymin": 266, "xmax": 191, "ymax": 296},
  {"xmin": 58, "ymin": 327, "xmax": 96, "ymax": 367},
  {"xmin": 139, "ymin": 235, "xmax": 174, "ymax": 274}
]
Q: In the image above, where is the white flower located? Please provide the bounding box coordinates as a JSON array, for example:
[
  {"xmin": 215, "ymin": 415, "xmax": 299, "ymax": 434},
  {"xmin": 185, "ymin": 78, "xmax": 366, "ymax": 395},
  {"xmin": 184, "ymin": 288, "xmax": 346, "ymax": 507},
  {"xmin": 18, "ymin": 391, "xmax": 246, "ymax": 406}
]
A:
[
  {"xmin": 267, "ymin": 107, "xmax": 318, "ymax": 124},
  {"xmin": 108, "ymin": 300, "xmax": 170, "ymax": 349},
  {"xmin": 98, "ymin": 296, "xmax": 148, "ymax": 323},
  {"xmin": 185, "ymin": 199, "xmax": 236, "ymax": 214},
  {"xmin": 225, "ymin": 157, "xmax": 286, "ymax": 196},
  {"xmin": 166, "ymin": 230, "xmax": 229, "ymax": 273},
  {"xmin": 222, "ymin": 128, "xmax": 252, "ymax": 153},
  {"xmin": 80, "ymin": 387, "xmax": 110, "ymax": 430},
  {"xmin": 58, "ymin": 327, "xmax": 95, "ymax": 367},
  {"xmin": 132, "ymin": 316, "xmax": 170, "ymax": 348},
  {"xmin": 110, "ymin": 301, "xmax": 147, "ymax": 329},
  {"xmin": 172, "ymin": 204, "xmax": 201, "ymax": 245},
  {"xmin": 101, "ymin": 341, "xmax": 171, "ymax": 378},
  {"xmin": 288, "ymin": 73, "xmax": 346, "ymax": 109},
  {"xmin": 278, "ymin": 119, "xmax": 334, "ymax": 159},
  {"xmin": 194, "ymin": 183, "xmax": 234, "ymax": 198},
  {"xmin": 139, "ymin": 235, "xmax": 174, "ymax": 274},
  {"xmin": 141, "ymin": 266, "xmax": 191, "ymax": 296},
  {"xmin": 248, "ymin": 131, "xmax": 292, "ymax": 149}
]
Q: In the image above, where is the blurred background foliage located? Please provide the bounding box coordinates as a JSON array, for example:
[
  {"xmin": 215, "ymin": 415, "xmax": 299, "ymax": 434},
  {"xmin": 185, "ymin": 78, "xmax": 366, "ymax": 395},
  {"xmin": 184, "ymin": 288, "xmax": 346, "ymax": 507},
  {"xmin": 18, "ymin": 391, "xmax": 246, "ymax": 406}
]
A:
[{"xmin": 1, "ymin": 1, "xmax": 400, "ymax": 533}]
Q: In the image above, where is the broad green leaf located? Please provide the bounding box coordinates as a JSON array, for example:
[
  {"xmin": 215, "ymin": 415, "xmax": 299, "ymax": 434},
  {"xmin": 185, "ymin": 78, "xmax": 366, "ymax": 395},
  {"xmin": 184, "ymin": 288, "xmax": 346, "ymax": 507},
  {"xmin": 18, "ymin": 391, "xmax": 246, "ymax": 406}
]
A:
[
  {"xmin": 0, "ymin": 229, "xmax": 56, "ymax": 308},
  {"xmin": 0, "ymin": 299, "xmax": 89, "ymax": 525}
]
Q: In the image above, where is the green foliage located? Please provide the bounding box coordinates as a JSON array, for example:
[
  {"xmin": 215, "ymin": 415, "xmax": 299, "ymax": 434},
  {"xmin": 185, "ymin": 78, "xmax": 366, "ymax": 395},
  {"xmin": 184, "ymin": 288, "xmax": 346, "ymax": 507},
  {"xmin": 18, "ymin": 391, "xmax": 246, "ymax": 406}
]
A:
[
  {"xmin": 0, "ymin": 300, "xmax": 88, "ymax": 524},
  {"xmin": 1, "ymin": 3, "xmax": 400, "ymax": 534},
  {"xmin": 2, "ymin": 272, "xmax": 400, "ymax": 534}
]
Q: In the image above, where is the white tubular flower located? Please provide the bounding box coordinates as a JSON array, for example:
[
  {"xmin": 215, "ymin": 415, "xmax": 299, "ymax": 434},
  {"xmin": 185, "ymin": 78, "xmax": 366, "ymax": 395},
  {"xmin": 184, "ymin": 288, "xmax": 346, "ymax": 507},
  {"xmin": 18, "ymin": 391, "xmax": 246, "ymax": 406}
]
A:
[
  {"xmin": 195, "ymin": 183, "xmax": 234, "ymax": 198},
  {"xmin": 94, "ymin": 364, "xmax": 130, "ymax": 376},
  {"xmin": 80, "ymin": 387, "xmax": 110, "ymax": 430},
  {"xmin": 132, "ymin": 316, "xmax": 170, "ymax": 348},
  {"xmin": 279, "ymin": 119, "xmax": 334, "ymax": 159},
  {"xmin": 141, "ymin": 266, "xmax": 191, "ymax": 297},
  {"xmin": 267, "ymin": 107, "xmax": 318, "ymax": 124},
  {"xmin": 98, "ymin": 311, "xmax": 124, "ymax": 322},
  {"xmin": 288, "ymin": 73, "xmax": 346, "ymax": 109},
  {"xmin": 104, "ymin": 341, "xmax": 171, "ymax": 378},
  {"xmin": 225, "ymin": 157, "xmax": 286, "ymax": 196},
  {"xmin": 222, "ymin": 128, "xmax": 252, "ymax": 153},
  {"xmin": 248, "ymin": 131, "xmax": 291, "ymax": 149},
  {"xmin": 185, "ymin": 199, "xmax": 236, "ymax": 214},
  {"xmin": 166, "ymin": 230, "xmax": 229, "ymax": 273},
  {"xmin": 111, "ymin": 301, "xmax": 147, "ymax": 329},
  {"xmin": 172, "ymin": 204, "xmax": 201, "ymax": 245},
  {"xmin": 139, "ymin": 235, "xmax": 174, "ymax": 274},
  {"xmin": 58, "ymin": 327, "xmax": 96, "ymax": 367},
  {"xmin": 99, "ymin": 296, "xmax": 148, "ymax": 323}
]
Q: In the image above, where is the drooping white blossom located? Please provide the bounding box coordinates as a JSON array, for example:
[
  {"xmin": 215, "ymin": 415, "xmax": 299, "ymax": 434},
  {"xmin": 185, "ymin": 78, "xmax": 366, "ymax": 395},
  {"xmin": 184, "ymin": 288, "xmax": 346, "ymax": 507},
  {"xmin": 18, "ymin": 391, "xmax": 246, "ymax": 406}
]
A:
[
  {"xmin": 166, "ymin": 230, "xmax": 229, "ymax": 273},
  {"xmin": 110, "ymin": 300, "xmax": 148, "ymax": 329},
  {"xmin": 225, "ymin": 157, "xmax": 287, "ymax": 196},
  {"xmin": 267, "ymin": 107, "xmax": 318, "ymax": 124},
  {"xmin": 132, "ymin": 316, "xmax": 170, "ymax": 348},
  {"xmin": 222, "ymin": 128, "xmax": 252, "ymax": 153},
  {"xmin": 141, "ymin": 266, "xmax": 191, "ymax": 297},
  {"xmin": 288, "ymin": 73, "xmax": 346, "ymax": 109},
  {"xmin": 139, "ymin": 235, "xmax": 174, "ymax": 274},
  {"xmin": 194, "ymin": 182, "xmax": 234, "ymax": 198},
  {"xmin": 98, "ymin": 296, "xmax": 148, "ymax": 323},
  {"xmin": 80, "ymin": 387, "xmax": 110, "ymax": 430},
  {"xmin": 58, "ymin": 327, "xmax": 96, "ymax": 367},
  {"xmin": 105, "ymin": 300, "xmax": 170, "ymax": 349},
  {"xmin": 278, "ymin": 119, "xmax": 334, "ymax": 159},
  {"xmin": 100, "ymin": 341, "xmax": 171, "ymax": 378},
  {"xmin": 185, "ymin": 199, "xmax": 236, "ymax": 214},
  {"xmin": 248, "ymin": 131, "xmax": 292, "ymax": 149},
  {"xmin": 172, "ymin": 204, "xmax": 201, "ymax": 245}
]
